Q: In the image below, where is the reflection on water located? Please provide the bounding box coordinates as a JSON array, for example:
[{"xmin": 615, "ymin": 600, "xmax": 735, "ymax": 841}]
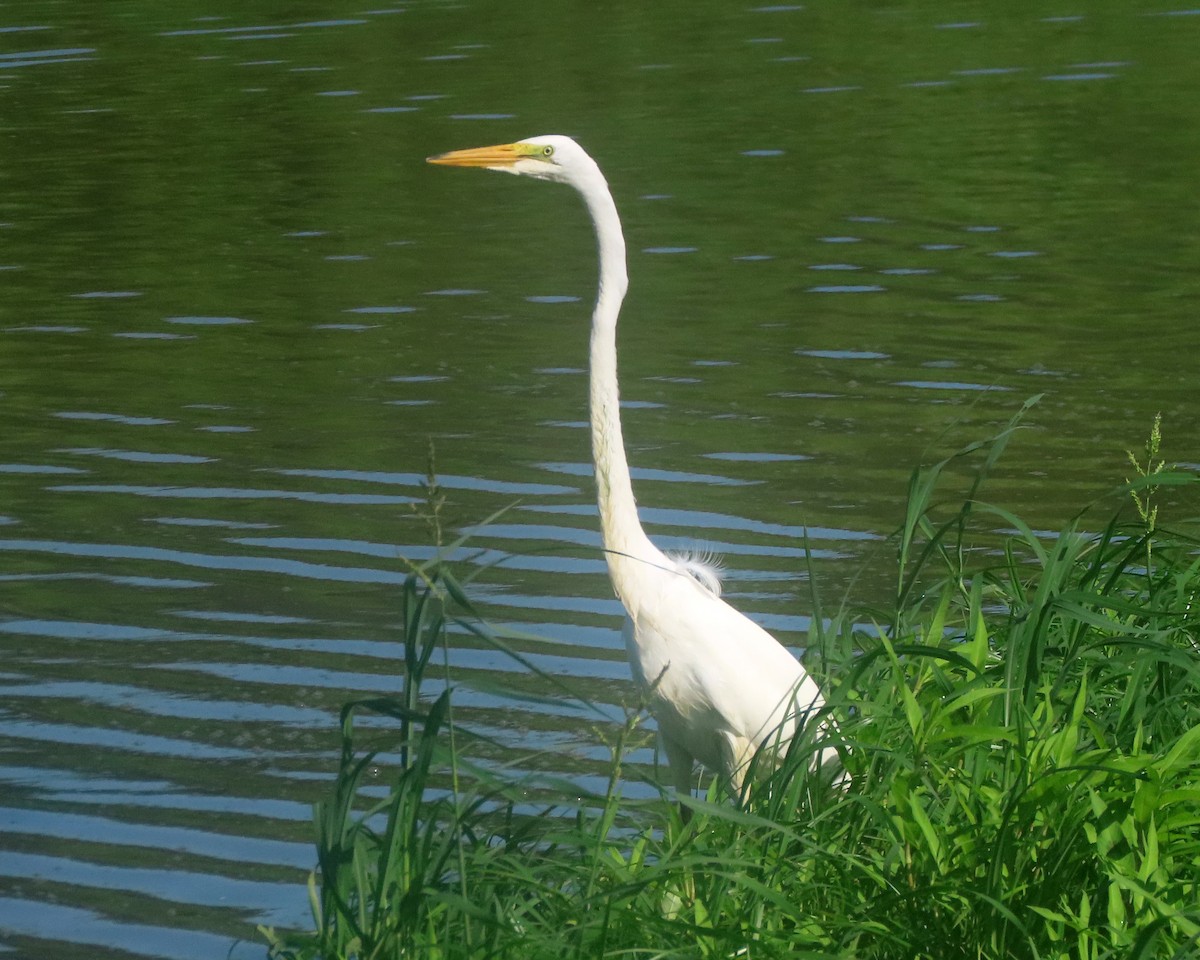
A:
[{"xmin": 2, "ymin": 0, "xmax": 1199, "ymax": 955}]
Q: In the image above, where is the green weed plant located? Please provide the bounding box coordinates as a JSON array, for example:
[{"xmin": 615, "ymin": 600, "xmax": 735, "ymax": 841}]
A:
[{"xmin": 263, "ymin": 416, "xmax": 1200, "ymax": 960}]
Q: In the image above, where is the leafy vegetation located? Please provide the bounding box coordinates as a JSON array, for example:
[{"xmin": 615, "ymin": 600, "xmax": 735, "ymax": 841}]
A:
[{"xmin": 262, "ymin": 417, "xmax": 1200, "ymax": 959}]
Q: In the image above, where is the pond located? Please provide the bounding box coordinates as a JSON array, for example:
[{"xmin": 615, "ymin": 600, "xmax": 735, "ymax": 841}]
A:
[{"xmin": 1, "ymin": 1, "xmax": 1198, "ymax": 955}]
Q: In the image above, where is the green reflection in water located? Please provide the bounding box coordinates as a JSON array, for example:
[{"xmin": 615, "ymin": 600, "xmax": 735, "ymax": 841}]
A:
[{"xmin": 0, "ymin": 1, "xmax": 1198, "ymax": 954}]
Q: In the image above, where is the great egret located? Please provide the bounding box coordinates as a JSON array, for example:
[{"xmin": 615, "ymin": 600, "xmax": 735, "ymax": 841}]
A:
[{"xmin": 428, "ymin": 135, "xmax": 837, "ymax": 796}]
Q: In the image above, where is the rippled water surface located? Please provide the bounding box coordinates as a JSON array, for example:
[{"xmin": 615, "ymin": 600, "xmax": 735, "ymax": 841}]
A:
[{"xmin": 2, "ymin": 1, "xmax": 1199, "ymax": 955}]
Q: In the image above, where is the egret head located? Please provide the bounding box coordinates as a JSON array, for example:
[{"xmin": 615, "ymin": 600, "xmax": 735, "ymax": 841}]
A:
[{"xmin": 427, "ymin": 135, "xmax": 594, "ymax": 186}]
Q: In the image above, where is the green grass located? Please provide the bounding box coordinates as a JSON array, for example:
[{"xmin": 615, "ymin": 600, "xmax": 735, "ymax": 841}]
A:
[{"xmin": 262, "ymin": 417, "xmax": 1200, "ymax": 959}]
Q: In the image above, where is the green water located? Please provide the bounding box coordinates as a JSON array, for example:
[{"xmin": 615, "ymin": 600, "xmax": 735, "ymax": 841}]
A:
[{"xmin": 1, "ymin": 1, "xmax": 1198, "ymax": 955}]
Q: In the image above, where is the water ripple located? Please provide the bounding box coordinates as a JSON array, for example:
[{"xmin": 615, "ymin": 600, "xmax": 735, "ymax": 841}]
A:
[
  {"xmin": 0, "ymin": 539, "xmax": 404, "ymax": 583},
  {"xmin": 1043, "ymin": 72, "xmax": 1114, "ymax": 81},
  {"xmin": 0, "ymin": 719, "xmax": 269, "ymax": 760},
  {"xmin": 0, "ymin": 463, "xmax": 86, "ymax": 474},
  {"xmin": 1, "ymin": 680, "xmax": 330, "ymax": 726},
  {"xmin": 161, "ymin": 19, "xmax": 367, "ymax": 37},
  {"xmin": 798, "ymin": 349, "xmax": 889, "ymax": 360},
  {"xmin": 522, "ymin": 503, "xmax": 880, "ymax": 542},
  {"xmin": 49, "ymin": 484, "xmax": 417, "ymax": 504},
  {"xmin": 269, "ymin": 467, "xmax": 577, "ymax": 496},
  {"xmin": 894, "ymin": 380, "xmax": 1012, "ymax": 391},
  {"xmin": 702, "ymin": 451, "xmax": 810, "ymax": 462},
  {"xmin": 0, "ymin": 895, "xmax": 247, "ymax": 960},
  {"xmin": 0, "ymin": 852, "xmax": 307, "ymax": 925},
  {"xmin": 56, "ymin": 447, "xmax": 216, "ymax": 464},
  {"xmin": 54, "ymin": 412, "xmax": 174, "ymax": 426},
  {"xmin": 0, "ymin": 52, "xmax": 96, "ymax": 69},
  {"xmin": 536, "ymin": 461, "xmax": 757, "ymax": 486},
  {"xmin": 0, "ymin": 767, "xmax": 307, "ymax": 820},
  {"xmin": 0, "ymin": 806, "xmax": 312, "ymax": 867},
  {"xmin": 0, "ymin": 572, "xmax": 208, "ymax": 588}
]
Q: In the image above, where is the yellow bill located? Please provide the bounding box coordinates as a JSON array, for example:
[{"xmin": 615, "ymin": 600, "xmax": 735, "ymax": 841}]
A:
[{"xmin": 426, "ymin": 142, "xmax": 528, "ymax": 169}]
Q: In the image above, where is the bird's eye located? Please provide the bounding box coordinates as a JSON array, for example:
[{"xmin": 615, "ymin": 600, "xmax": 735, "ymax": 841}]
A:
[{"xmin": 542, "ymin": 145, "xmax": 555, "ymax": 158}]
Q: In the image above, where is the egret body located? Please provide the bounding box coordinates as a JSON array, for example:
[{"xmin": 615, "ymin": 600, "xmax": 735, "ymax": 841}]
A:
[{"xmin": 428, "ymin": 136, "xmax": 836, "ymax": 795}]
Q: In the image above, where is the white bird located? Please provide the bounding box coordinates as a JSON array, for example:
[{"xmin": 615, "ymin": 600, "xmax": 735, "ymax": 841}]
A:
[{"xmin": 428, "ymin": 135, "xmax": 837, "ymax": 797}]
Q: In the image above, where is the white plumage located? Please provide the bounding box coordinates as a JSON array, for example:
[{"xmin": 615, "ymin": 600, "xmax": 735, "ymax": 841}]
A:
[{"xmin": 429, "ymin": 135, "xmax": 837, "ymax": 795}]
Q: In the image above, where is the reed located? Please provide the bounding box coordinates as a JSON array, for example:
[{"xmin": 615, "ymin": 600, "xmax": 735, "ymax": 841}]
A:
[{"xmin": 262, "ymin": 420, "xmax": 1200, "ymax": 959}]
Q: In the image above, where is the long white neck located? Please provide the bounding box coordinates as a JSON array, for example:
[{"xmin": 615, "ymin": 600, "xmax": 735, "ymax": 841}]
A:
[{"xmin": 575, "ymin": 162, "xmax": 658, "ymax": 606}]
